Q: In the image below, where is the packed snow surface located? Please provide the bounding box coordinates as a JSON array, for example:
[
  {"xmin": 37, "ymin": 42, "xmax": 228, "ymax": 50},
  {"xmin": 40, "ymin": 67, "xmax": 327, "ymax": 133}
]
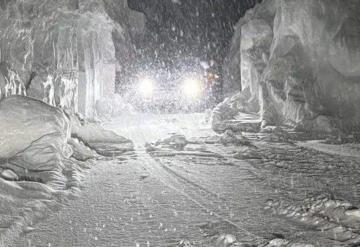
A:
[{"xmin": 6, "ymin": 112, "xmax": 360, "ymax": 247}]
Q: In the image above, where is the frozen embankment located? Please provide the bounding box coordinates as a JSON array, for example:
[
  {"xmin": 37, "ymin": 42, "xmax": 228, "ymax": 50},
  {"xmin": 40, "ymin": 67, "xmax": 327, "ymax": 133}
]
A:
[{"xmin": 0, "ymin": 95, "xmax": 133, "ymax": 246}]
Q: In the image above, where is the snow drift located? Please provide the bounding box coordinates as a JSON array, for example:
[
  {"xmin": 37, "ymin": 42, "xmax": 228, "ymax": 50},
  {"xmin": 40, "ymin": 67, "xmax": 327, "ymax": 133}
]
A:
[{"xmin": 0, "ymin": 95, "xmax": 133, "ymax": 245}]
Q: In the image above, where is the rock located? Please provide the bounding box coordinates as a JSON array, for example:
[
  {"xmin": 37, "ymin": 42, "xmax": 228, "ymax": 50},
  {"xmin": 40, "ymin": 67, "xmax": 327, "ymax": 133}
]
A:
[
  {"xmin": 220, "ymin": 0, "xmax": 360, "ymax": 134},
  {"xmin": 0, "ymin": 169, "xmax": 19, "ymax": 181}
]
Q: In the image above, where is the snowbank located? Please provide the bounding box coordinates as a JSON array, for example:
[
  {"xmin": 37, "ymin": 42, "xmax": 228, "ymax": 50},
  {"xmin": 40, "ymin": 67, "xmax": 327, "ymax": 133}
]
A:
[
  {"xmin": 0, "ymin": 96, "xmax": 77, "ymax": 246},
  {"xmin": 0, "ymin": 96, "xmax": 133, "ymax": 245}
]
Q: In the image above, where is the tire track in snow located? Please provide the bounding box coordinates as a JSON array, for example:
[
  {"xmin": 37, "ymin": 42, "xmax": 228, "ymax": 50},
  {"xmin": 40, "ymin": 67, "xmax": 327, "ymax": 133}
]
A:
[{"xmin": 137, "ymin": 149, "xmax": 265, "ymax": 244}]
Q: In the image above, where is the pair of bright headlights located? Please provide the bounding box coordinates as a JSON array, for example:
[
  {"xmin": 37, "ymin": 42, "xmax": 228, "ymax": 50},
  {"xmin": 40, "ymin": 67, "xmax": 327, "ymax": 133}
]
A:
[{"xmin": 137, "ymin": 76, "xmax": 203, "ymax": 99}]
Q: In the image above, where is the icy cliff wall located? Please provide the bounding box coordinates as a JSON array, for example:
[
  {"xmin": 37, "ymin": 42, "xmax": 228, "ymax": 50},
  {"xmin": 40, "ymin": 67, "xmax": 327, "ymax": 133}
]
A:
[
  {"xmin": 223, "ymin": 0, "xmax": 360, "ymax": 133},
  {"xmin": 0, "ymin": 0, "xmax": 143, "ymax": 118}
]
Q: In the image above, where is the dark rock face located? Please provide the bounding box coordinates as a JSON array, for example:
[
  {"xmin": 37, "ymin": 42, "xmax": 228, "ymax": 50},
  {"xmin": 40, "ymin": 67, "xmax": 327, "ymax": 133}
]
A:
[
  {"xmin": 220, "ymin": 0, "xmax": 360, "ymax": 133},
  {"xmin": 0, "ymin": 0, "xmax": 144, "ymax": 118}
]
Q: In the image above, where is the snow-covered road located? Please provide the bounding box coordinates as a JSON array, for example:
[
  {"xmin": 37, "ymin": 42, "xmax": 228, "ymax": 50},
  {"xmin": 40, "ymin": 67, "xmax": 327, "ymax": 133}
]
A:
[{"xmin": 13, "ymin": 113, "xmax": 360, "ymax": 247}]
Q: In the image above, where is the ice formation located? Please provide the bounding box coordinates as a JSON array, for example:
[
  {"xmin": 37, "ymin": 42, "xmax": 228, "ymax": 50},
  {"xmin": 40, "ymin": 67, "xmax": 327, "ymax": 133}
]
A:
[
  {"xmin": 42, "ymin": 75, "xmax": 55, "ymax": 106},
  {"xmin": 0, "ymin": 63, "xmax": 26, "ymax": 100},
  {"xmin": 219, "ymin": 0, "xmax": 360, "ymax": 133},
  {"xmin": 0, "ymin": 2, "xmax": 141, "ymax": 243},
  {"xmin": 0, "ymin": 0, "xmax": 144, "ymax": 118}
]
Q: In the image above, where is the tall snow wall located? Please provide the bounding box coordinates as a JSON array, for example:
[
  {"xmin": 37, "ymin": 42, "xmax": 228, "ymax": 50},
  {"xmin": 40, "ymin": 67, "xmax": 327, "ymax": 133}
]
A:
[
  {"xmin": 222, "ymin": 0, "xmax": 360, "ymax": 133},
  {"xmin": 0, "ymin": 0, "xmax": 144, "ymax": 118}
]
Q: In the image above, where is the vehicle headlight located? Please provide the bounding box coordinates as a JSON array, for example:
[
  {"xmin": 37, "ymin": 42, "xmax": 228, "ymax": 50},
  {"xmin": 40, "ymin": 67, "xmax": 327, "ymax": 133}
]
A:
[
  {"xmin": 138, "ymin": 77, "xmax": 155, "ymax": 98},
  {"xmin": 181, "ymin": 78, "xmax": 203, "ymax": 99}
]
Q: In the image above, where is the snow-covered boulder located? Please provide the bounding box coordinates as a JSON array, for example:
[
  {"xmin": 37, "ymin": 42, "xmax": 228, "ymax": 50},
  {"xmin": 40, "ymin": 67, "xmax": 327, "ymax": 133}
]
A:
[
  {"xmin": 0, "ymin": 96, "xmax": 74, "ymax": 187},
  {"xmin": 0, "ymin": 96, "xmax": 70, "ymax": 159},
  {"xmin": 72, "ymin": 123, "xmax": 134, "ymax": 157},
  {"xmin": 211, "ymin": 94, "xmax": 261, "ymax": 133},
  {"xmin": 0, "ymin": 96, "xmax": 87, "ymax": 246},
  {"xmin": 219, "ymin": 0, "xmax": 360, "ymax": 133},
  {"xmin": 0, "ymin": 95, "xmax": 134, "ymax": 245}
]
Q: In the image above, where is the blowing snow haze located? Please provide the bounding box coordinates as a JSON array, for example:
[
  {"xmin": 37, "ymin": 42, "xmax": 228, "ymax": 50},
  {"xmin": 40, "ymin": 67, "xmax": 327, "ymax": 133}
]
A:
[
  {"xmin": 2, "ymin": 0, "xmax": 360, "ymax": 246},
  {"xmin": 128, "ymin": 0, "xmax": 261, "ymax": 67}
]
